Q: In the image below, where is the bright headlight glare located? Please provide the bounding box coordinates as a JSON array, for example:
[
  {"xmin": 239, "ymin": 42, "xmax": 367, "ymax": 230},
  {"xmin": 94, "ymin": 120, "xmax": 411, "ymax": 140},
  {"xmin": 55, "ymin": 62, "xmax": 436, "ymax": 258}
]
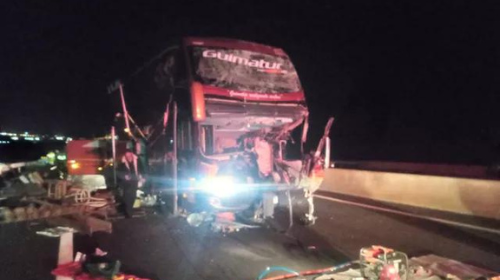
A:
[{"xmin": 199, "ymin": 176, "xmax": 236, "ymax": 197}]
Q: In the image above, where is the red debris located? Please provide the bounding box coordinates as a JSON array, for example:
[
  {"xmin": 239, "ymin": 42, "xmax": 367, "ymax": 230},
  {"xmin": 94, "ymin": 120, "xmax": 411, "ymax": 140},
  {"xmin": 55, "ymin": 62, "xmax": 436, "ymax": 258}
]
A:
[
  {"xmin": 216, "ymin": 212, "xmax": 235, "ymax": 222},
  {"xmin": 52, "ymin": 262, "xmax": 151, "ymax": 280}
]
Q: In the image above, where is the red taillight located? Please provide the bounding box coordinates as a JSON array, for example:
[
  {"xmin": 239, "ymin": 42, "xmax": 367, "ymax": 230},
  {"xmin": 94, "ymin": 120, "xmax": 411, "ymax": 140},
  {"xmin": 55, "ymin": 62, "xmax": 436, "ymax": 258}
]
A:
[{"xmin": 190, "ymin": 82, "xmax": 206, "ymax": 122}]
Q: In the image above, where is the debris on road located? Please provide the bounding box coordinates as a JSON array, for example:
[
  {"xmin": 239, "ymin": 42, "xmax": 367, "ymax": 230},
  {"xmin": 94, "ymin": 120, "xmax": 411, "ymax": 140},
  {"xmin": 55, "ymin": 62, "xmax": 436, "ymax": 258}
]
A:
[
  {"xmin": 1, "ymin": 163, "xmax": 117, "ymax": 235},
  {"xmin": 85, "ymin": 216, "xmax": 112, "ymax": 234},
  {"xmin": 36, "ymin": 226, "xmax": 77, "ymax": 238},
  {"xmin": 410, "ymin": 254, "xmax": 498, "ymax": 280},
  {"xmin": 257, "ymin": 245, "xmax": 499, "ymax": 280},
  {"xmin": 0, "ymin": 174, "xmax": 114, "ymax": 237},
  {"xmin": 52, "ymin": 258, "xmax": 151, "ymax": 280},
  {"xmin": 186, "ymin": 210, "xmax": 261, "ymax": 233}
]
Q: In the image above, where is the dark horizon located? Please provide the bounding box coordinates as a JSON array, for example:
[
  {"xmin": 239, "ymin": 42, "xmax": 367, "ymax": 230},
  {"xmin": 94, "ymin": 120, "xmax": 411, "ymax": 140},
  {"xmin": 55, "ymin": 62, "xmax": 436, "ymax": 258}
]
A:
[{"xmin": 1, "ymin": 1, "xmax": 499, "ymax": 164}]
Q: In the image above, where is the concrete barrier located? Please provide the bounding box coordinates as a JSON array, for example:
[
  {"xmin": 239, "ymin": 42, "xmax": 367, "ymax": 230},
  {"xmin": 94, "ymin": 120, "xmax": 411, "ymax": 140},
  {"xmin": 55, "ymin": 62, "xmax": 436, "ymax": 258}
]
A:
[
  {"xmin": 333, "ymin": 161, "xmax": 494, "ymax": 179},
  {"xmin": 320, "ymin": 168, "xmax": 500, "ymax": 220}
]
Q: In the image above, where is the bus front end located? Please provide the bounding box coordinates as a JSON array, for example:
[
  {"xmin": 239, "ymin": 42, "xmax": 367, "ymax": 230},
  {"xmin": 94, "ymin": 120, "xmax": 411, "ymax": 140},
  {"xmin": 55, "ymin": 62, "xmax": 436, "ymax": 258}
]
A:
[{"xmin": 179, "ymin": 38, "xmax": 329, "ymax": 224}]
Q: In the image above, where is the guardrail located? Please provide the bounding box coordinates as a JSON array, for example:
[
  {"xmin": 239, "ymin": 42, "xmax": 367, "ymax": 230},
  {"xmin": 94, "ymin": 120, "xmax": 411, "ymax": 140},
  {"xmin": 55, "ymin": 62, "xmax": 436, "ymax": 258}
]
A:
[{"xmin": 320, "ymin": 168, "xmax": 500, "ymax": 220}]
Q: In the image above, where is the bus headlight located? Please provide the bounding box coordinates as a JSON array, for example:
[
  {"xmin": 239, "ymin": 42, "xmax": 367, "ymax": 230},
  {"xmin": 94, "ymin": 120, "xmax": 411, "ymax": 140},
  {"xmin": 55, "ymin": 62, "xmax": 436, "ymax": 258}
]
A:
[{"xmin": 199, "ymin": 176, "xmax": 236, "ymax": 198}]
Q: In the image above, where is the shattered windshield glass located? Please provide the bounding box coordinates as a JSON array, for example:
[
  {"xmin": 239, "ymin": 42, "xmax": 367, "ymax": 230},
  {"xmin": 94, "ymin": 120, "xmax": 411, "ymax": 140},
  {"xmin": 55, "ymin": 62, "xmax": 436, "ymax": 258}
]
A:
[{"xmin": 189, "ymin": 47, "xmax": 301, "ymax": 94}]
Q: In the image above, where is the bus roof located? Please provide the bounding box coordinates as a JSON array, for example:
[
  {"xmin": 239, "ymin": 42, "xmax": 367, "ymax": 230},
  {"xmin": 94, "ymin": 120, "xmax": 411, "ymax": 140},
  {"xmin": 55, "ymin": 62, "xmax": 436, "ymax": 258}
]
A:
[{"xmin": 184, "ymin": 37, "xmax": 288, "ymax": 57}]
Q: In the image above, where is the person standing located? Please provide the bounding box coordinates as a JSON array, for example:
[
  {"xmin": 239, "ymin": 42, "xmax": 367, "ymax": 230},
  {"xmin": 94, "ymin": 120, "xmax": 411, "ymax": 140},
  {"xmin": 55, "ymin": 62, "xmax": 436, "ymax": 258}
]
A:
[{"xmin": 118, "ymin": 148, "xmax": 140, "ymax": 218}]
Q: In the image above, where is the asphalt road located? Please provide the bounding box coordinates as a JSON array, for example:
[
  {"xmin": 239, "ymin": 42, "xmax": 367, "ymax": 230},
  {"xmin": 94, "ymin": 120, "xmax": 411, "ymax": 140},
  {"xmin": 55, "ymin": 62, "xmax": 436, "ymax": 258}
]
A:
[
  {"xmin": 1, "ymin": 193, "xmax": 499, "ymax": 280},
  {"xmin": 305, "ymin": 194, "xmax": 500, "ymax": 271}
]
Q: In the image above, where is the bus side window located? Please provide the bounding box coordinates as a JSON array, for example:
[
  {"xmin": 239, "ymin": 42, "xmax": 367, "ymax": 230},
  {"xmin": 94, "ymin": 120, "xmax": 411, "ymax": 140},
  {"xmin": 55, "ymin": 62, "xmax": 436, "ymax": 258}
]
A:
[
  {"xmin": 154, "ymin": 49, "xmax": 178, "ymax": 94},
  {"xmin": 174, "ymin": 48, "xmax": 188, "ymax": 89}
]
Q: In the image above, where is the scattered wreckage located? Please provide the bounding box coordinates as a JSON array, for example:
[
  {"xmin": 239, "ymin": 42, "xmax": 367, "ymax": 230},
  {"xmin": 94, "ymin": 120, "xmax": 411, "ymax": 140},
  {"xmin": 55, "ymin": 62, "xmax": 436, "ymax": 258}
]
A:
[
  {"xmin": 0, "ymin": 160, "xmax": 115, "ymax": 233},
  {"xmin": 256, "ymin": 245, "xmax": 499, "ymax": 280}
]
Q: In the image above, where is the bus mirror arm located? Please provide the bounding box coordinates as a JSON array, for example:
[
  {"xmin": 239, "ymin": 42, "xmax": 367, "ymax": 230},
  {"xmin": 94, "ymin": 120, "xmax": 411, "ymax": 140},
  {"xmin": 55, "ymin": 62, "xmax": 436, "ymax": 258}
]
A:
[
  {"xmin": 313, "ymin": 117, "xmax": 334, "ymax": 160},
  {"xmin": 302, "ymin": 117, "xmax": 334, "ymax": 225}
]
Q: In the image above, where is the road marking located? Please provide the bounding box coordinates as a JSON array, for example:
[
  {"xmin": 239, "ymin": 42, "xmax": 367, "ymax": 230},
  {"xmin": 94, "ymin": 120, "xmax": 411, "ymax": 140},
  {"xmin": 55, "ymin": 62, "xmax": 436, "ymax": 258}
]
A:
[{"xmin": 314, "ymin": 194, "xmax": 500, "ymax": 235}]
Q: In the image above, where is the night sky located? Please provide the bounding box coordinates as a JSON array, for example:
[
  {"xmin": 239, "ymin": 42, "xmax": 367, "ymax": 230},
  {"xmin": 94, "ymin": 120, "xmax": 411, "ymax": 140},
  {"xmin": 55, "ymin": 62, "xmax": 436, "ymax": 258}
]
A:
[{"xmin": 1, "ymin": 1, "xmax": 499, "ymax": 164}]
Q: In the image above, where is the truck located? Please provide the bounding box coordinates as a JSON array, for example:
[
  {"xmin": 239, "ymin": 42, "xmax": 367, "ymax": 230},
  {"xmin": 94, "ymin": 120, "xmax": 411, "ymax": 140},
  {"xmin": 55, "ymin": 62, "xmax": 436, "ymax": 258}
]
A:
[{"xmin": 112, "ymin": 37, "xmax": 332, "ymax": 225}]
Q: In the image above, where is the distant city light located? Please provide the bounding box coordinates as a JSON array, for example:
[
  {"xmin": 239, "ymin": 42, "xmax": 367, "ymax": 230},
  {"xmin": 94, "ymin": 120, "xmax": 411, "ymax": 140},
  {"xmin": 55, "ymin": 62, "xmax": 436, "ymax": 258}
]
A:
[
  {"xmin": 0, "ymin": 131, "xmax": 73, "ymax": 143},
  {"xmin": 0, "ymin": 132, "xmax": 17, "ymax": 137}
]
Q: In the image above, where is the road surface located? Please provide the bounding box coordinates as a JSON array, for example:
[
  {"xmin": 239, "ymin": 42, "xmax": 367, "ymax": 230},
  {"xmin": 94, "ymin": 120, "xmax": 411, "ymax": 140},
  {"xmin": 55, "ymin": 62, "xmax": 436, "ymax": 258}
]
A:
[{"xmin": 1, "ymin": 192, "xmax": 499, "ymax": 280}]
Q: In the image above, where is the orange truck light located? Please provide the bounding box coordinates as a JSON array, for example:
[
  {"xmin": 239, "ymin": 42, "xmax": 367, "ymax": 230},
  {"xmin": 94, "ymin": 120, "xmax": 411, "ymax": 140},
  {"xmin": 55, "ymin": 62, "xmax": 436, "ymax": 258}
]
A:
[
  {"xmin": 190, "ymin": 82, "xmax": 206, "ymax": 122},
  {"xmin": 70, "ymin": 162, "xmax": 81, "ymax": 170}
]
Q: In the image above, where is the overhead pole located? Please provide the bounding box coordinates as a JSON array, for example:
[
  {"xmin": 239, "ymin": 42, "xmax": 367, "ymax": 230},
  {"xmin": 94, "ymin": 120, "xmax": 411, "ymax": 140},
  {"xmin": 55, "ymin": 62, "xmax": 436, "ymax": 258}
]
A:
[
  {"xmin": 111, "ymin": 126, "xmax": 117, "ymax": 188},
  {"xmin": 161, "ymin": 101, "xmax": 171, "ymax": 214},
  {"xmin": 118, "ymin": 82, "xmax": 132, "ymax": 137},
  {"xmin": 127, "ymin": 114, "xmax": 146, "ymax": 139},
  {"xmin": 108, "ymin": 80, "xmax": 133, "ymax": 139},
  {"xmin": 162, "ymin": 100, "xmax": 171, "ymax": 171},
  {"xmin": 172, "ymin": 102, "xmax": 178, "ymax": 216}
]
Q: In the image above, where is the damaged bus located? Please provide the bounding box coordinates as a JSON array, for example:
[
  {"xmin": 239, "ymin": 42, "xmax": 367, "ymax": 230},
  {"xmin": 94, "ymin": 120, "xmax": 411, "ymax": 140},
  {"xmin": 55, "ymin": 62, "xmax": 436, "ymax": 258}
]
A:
[{"xmin": 114, "ymin": 37, "xmax": 332, "ymax": 225}]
